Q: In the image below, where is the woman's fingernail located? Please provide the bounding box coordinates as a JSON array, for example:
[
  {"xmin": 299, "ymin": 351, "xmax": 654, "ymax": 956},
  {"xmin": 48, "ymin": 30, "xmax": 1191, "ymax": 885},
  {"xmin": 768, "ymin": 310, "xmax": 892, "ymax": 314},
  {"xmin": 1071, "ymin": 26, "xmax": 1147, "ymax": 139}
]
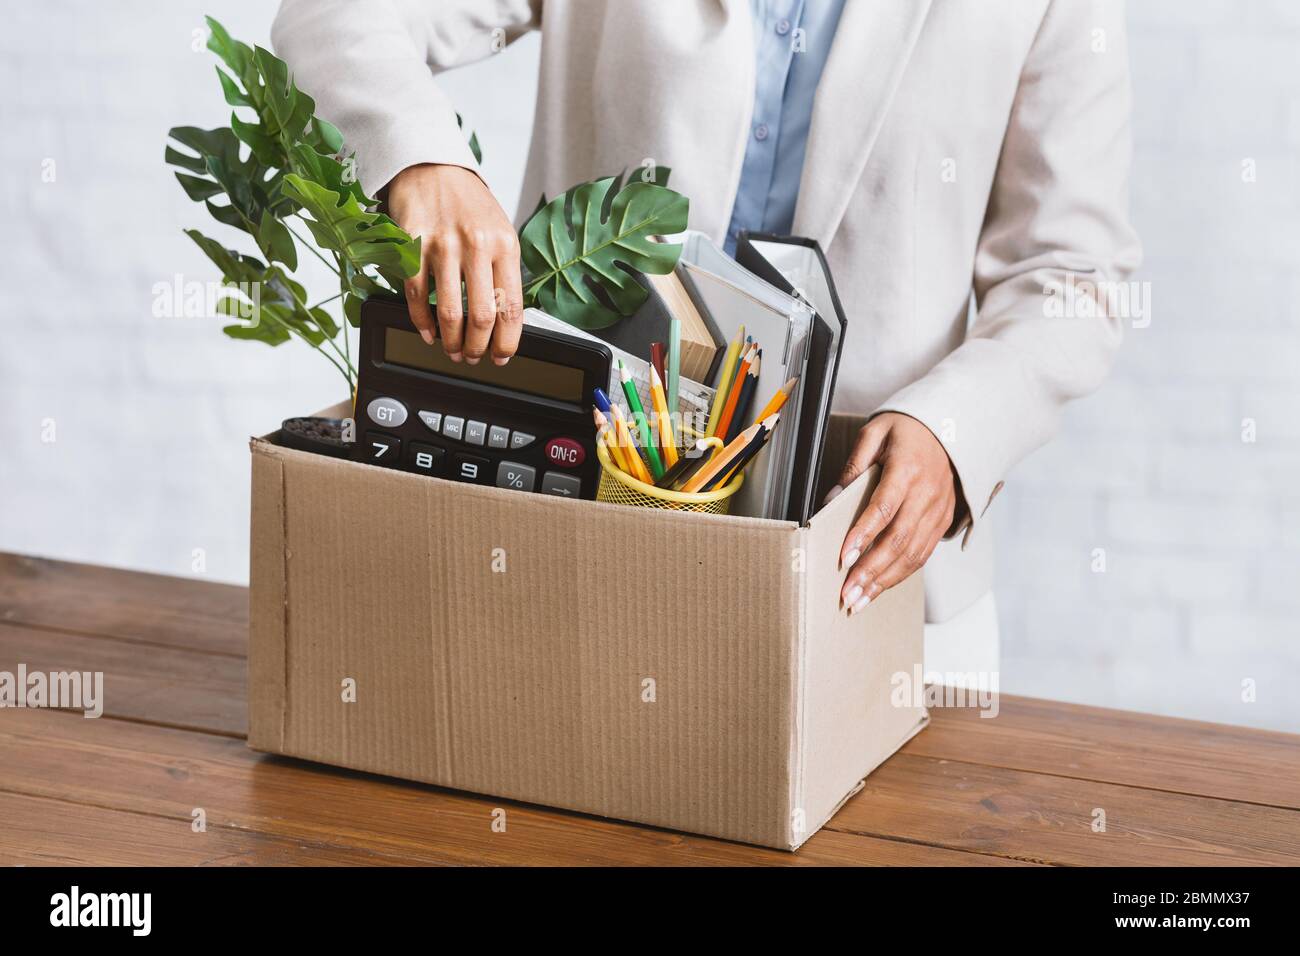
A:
[
  {"xmin": 447, "ymin": 351, "xmax": 463, "ymax": 363},
  {"xmin": 493, "ymin": 355, "xmax": 510, "ymax": 366},
  {"xmin": 465, "ymin": 356, "xmax": 480, "ymax": 366},
  {"xmin": 841, "ymin": 548, "xmax": 860, "ymax": 571},
  {"xmin": 823, "ymin": 485, "xmax": 843, "ymax": 505},
  {"xmin": 842, "ymin": 584, "xmax": 862, "ymax": 609},
  {"xmin": 419, "ymin": 329, "xmax": 434, "ymax": 345},
  {"xmin": 851, "ymin": 594, "xmax": 872, "ymax": 616}
]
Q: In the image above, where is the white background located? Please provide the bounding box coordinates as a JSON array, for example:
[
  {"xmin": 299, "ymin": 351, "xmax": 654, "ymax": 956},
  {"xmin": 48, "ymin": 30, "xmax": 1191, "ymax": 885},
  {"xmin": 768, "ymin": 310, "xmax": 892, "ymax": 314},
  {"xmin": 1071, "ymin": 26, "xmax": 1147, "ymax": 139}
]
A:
[{"xmin": 3, "ymin": 1, "xmax": 1297, "ymax": 731}]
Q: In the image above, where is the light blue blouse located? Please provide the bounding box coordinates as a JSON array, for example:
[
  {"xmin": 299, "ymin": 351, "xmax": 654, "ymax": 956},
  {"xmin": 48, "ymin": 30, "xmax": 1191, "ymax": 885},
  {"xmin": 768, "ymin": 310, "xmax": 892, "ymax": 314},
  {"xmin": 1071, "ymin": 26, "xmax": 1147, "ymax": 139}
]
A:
[{"xmin": 724, "ymin": 0, "xmax": 847, "ymax": 254}]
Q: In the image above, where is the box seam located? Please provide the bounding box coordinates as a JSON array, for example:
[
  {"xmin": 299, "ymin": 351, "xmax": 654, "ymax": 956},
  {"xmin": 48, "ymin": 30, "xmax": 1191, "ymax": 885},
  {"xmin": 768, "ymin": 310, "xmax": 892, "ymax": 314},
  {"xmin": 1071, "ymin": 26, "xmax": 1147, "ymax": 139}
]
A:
[
  {"xmin": 790, "ymin": 709, "xmax": 931, "ymax": 850},
  {"xmin": 788, "ymin": 524, "xmax": 810, "ymax": 848},
  {"xmin": 278, "ymin": 457, "xmax": 290, "ymax": 748}
]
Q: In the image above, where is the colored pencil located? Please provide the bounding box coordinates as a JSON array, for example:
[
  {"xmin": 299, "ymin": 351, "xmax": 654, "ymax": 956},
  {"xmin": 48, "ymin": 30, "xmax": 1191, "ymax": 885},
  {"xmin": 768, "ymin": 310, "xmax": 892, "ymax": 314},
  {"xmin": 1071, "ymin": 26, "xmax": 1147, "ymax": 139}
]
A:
[
  {"xmin": 618, "ymin": 360, "xmax": 664, "ymax": 479},
  {"xmin": 724, "ymin": 350, "xmax": 760, "ymax": 444},
  {"xmin": 704, "ymin": 420, "xmax": 774, "ymax": 491},
  {"xmin": 609, "ymin": 401, "xmax": 652, "ymax": 484},
  {"xmin": 656, "ymin": 438, "xmax": 711, "ymax": 488},
  {"xmin": 650, "ymin": 342, "xmax": 666, "ymax": 385},
  {"xmin": 705, "ymin": 327, "xmax": 745, "ymax": 438},
  {"xmin": 593, "ymin": 407, "xmax": 630, "ymax": 476},
  {"xmin": 666, "ymin": 318, "xmax": 681, "ymax": 414},
  {"xmin": 668, "ymin": 445, "xmax": 717, "ymax": 491},
  {"xmin": 713, "ymin": 342, "xmax": 756, "ymax": 444},
  {"xmin": 648, "ymin": 365, "xmax": 678, "ymax": 468},
  {"xmin": 681, "ymin": 416, "xmax": 774, "ymax": 493},
  {"xmin": 752, "ymin": 375, "xmax": 798, "ymax": 426}
]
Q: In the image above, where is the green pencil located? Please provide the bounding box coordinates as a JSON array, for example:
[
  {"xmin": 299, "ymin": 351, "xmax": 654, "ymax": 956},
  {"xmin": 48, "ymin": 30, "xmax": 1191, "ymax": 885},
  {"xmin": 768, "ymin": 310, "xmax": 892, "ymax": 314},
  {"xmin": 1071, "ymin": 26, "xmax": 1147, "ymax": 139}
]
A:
[
  {"xmin": 618, "ymin": 360, "xmax": 665, "ymax": 479},
  {"xmin": 666, "ymin": 317, "xmax": 681, "ymax": 415}
]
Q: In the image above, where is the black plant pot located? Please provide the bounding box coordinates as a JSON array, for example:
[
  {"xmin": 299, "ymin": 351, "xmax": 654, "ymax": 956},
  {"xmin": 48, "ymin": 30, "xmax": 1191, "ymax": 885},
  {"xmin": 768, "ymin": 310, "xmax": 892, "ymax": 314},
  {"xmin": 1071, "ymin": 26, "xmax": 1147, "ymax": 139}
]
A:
[{"xmin": 278, "ymin": 416, "xmax": 350, "ymax": 459}]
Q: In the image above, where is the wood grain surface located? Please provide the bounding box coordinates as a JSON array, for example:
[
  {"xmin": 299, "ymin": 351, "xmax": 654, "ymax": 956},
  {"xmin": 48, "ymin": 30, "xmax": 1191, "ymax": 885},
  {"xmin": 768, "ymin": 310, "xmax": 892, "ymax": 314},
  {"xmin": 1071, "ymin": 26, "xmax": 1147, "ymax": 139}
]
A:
[{"xmin": 1, "ymin": 552, "xmax": 1296, "ymax": 866}]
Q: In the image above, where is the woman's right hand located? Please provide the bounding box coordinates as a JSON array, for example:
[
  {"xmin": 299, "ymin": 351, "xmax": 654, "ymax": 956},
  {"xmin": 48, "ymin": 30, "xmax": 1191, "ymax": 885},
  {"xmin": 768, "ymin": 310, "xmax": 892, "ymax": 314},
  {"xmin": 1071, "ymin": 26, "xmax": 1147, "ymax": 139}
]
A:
[{"xmin": 385, "ymin": 163, "xmax": 524, "ymax": 365}]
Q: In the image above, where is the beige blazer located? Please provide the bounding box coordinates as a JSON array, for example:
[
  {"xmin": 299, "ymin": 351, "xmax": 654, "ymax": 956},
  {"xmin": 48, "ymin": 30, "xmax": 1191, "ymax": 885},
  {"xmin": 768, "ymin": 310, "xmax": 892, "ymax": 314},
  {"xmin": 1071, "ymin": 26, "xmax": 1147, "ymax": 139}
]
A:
[{"xmin": 272, "ymin": 0, "xmax": 1141, "ymax": 622}]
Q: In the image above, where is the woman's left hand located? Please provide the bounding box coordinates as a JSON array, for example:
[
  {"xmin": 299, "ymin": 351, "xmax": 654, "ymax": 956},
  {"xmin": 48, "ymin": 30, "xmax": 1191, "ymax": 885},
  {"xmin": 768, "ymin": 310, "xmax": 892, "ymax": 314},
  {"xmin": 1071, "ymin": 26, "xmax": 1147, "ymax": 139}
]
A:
[{"xmin": 826, "ymin": 412, "xmax": 959, "ymax": 614}]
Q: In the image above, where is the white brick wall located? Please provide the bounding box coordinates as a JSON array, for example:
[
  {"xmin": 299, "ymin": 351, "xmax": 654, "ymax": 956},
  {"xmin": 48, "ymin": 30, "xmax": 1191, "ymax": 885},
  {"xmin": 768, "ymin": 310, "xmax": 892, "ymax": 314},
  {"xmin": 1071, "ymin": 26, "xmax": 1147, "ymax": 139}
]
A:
[
  {"xmin": 0, "ymin": 0, "xmax": 540, "ymax": 584},
  {"xmin": 996, "ymin": 0, "xmax": 1300, "ymax": 731},
  {"xmin": 2, "ymin": 2, "xmax": 1296, "ymax": 731}
]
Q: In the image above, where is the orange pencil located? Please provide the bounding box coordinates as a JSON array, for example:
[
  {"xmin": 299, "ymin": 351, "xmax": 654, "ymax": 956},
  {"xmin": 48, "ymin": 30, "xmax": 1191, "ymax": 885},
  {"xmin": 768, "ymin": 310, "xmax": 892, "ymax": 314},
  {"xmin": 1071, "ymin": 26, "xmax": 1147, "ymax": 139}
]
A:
[
  {"xmin": 712, "ymin": 342, "xmax": 756, "ymax": 444},
  {"xmin": 724, "ymin": 350, "xmax": 760, "ymax": 444},
  {"xmin": 706, "ymin": 329, "xmax": 746, "ymax": 438},
  {"xmin": 752, "ymin": 375, "xmax": 798, "ymax": 426},
  {"xmin": 681, "ymin": 414, "xmax": 777, "ymax": 493}
]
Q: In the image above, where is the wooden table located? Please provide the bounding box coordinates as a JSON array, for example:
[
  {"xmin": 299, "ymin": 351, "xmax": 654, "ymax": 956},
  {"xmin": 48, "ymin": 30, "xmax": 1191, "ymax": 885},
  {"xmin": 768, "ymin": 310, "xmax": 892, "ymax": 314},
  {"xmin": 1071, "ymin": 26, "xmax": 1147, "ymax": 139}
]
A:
[{"xmin": 1, "ymin": 551, "xmax": 1297, "ymax": 867}]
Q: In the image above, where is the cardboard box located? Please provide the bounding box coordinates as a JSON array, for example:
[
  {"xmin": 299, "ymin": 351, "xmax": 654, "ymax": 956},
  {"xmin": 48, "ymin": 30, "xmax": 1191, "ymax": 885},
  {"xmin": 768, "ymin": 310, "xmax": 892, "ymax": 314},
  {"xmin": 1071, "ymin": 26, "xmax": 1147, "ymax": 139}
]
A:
[{"xmin": 247, "ymin": 406, "xmax": 927, "ymax": 850}]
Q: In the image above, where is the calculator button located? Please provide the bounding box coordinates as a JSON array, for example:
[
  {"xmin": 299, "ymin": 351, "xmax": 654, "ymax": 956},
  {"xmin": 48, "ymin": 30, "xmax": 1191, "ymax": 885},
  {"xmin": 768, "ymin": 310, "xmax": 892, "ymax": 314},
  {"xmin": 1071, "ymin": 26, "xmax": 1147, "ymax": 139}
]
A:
[
  {"xmin": 540, "ymin": 472, "xmax": 582, "ymax": 498},
  {"xmin": 451, "ymin": 453, "xmax": 492, "ymax": 484},
  {"xmin": 364, "ymin": 431, "xmax": 401, "ymax": 466},
  {"xmin": 406, "ymin": 442, "xmax": 445, "ymax": 475},
  {"xmin": 510, "ymin": 431, "xmax": 535, "ymax": 450},
  {"xmin": 488, "ymin": 425, "xmax": 510, "ymax": 449},
  {"xmin": 544, "ymin": 437, "xmax": 586, "ymax": 469},
  {"xmin": 366, "ymin": 396, "xmax": 408, "ymax": 428},
  {"xmin": 417, "ymin": 410, "xmax": 443, "ymax": 433},
  {"xmin": 465, "ymin": 420, "xmax": 488, "ymax": 446},
  {"xmin": 495, "ymin": 461, "xmax": 537, "ymax": 492},
  {"xmin": 442, "ymin": 416, "xmax": 465, "ymax": 441}
]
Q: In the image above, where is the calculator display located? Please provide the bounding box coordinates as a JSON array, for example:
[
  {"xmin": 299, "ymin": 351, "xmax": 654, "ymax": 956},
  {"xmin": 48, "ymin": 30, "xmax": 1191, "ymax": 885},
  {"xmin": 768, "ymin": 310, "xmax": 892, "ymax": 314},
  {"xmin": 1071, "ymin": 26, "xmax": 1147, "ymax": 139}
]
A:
[
  {"xmin": 353, "ymin": 298, "xmax": 611, "ymax": 501},
  {"xmin": 383, "ymin": 327, "xmax": 584, "ymax": 404}
]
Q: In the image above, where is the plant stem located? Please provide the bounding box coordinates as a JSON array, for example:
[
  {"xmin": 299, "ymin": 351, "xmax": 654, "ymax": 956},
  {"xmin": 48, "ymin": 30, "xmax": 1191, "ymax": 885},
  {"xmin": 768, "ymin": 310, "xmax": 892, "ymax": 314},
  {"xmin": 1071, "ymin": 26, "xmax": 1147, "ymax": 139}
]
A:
[
  {"xmin": 285, "ymin": 324, "xmax": 353, "ymax": 390},
  {"xmin": 281, "ymin": 269, "xmax": 356, "ymax": 388},
  {"xmin": 286, "ymin": 219, "xmax": 343, "ymax": 276},
  {"xmin": 332, "ymin": 252, "xmax": 353, "ymax": 371},
  {"xmin": 287, "ymin": 225, "xmax": 343, "ymax": 280},
  {"xmin": 310, "ymin": 291, "xmax": 344, "ymax": 309},
  {"xmin": 323, "ymin": 334, "xmax": 355, "ymax": 378}
]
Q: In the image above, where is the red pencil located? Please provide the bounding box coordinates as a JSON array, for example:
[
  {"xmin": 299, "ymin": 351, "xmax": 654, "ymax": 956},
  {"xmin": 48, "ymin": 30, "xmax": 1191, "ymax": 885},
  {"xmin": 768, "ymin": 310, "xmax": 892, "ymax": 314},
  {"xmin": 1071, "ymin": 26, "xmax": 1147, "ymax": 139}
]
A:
[{"xmin": 650, "ymin": 342, "xmax": 666, "ymax": 385}]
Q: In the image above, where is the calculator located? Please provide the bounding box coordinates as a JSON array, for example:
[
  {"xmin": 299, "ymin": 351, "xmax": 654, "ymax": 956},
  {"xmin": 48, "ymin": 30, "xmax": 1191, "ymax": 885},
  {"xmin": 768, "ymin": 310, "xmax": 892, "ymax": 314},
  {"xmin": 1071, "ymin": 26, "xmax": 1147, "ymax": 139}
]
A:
[{"xmin": 352, "ymin": 297, "xmax": 612, "ymax": 500}]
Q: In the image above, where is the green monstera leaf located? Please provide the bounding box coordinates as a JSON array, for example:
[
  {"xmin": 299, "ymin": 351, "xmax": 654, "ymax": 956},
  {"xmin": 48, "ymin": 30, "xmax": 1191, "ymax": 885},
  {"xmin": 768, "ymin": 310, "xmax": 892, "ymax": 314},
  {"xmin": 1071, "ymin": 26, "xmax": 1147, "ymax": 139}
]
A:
[
  {"xmin": 205, "ymin": 16, "xmax": 341, "ymax": 162},
  {"xmin": 185, "ymin": 228, "xmax": 342, "ymax": 356},
  {"xmin": 520, "ymin": 175, "xmax": 688, "ymax": 330},
  {"xmin": 172, "ymin": 16, "xmax": 673, "ymax": 391},
  {"xmin": 166, "ymin": 125, "xmax": 296, "ymax": 268},
  {"xmin": 280, "ymin": 174, "xmax": 421, "ymax": 293}
]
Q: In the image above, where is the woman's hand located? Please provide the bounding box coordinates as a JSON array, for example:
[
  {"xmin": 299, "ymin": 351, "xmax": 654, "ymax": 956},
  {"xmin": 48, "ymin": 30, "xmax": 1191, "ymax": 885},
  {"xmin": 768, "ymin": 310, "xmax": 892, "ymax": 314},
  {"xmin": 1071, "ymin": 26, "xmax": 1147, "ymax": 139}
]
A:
[
  {"xmin": 828, "ymin": 412, "xmax": 959, "ymax": 614},
  {"xmin": 385, "ymin": 163, "xmax": 524, "ymax": 365}
]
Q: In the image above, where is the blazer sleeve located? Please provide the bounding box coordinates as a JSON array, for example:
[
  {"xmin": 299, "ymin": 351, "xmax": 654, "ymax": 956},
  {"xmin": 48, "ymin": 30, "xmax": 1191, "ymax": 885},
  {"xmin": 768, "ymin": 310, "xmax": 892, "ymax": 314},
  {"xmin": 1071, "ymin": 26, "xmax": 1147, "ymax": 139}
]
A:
[
  {"xmin": 271, "ymin": 0, "xmax": 541, "ymax": 198},
  {"xmin": 874, "ymin": 0, "xmax": 1142, "ymax": 547}
]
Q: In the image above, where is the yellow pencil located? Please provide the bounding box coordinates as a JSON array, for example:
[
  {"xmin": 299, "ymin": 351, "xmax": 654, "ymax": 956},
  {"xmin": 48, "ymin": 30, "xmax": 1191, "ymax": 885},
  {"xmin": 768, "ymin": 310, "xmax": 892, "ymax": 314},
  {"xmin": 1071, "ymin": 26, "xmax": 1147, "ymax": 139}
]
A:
[
  {"xmin": 610, "ymin": 403, "xmax": 653, "ymax": 483},
  {"xmin": 705, "ymin": 327, "xmax": 745, "ymax": 438},
  {"xmin": 753, "ymin": 375, "xmax": 798, "ymax": 426},
  {"xmin": 593, "ymin": 408, "xmax": 631, "ymax": 475},
  {"xmin": 648, "ymin": 365, "xmax": 678, "ymax": 468}
]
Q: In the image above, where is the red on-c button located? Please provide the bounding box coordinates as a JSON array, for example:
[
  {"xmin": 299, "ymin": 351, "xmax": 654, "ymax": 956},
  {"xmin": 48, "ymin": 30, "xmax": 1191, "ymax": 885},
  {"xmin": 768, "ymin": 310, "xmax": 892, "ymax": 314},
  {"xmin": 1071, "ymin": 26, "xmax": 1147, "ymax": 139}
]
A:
[{"xmin": 544, "ymin": 437, "xmax": 585, "ymax": 468}]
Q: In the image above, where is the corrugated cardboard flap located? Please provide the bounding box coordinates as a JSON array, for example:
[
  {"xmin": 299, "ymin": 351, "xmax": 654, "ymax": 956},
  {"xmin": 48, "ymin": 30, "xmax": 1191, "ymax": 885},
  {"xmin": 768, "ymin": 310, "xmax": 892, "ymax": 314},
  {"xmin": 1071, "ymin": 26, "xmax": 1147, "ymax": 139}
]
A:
[
  {"xmin": 247, "ymin": 437, "xmax": 288, "ymax": 752},
  {"xmin": 250, "ymin": 436, "xmax": 813, "ymax": 847},
  {"xmin": 786, "ymin": 463, "xmax": 928, "ymax": 849}
]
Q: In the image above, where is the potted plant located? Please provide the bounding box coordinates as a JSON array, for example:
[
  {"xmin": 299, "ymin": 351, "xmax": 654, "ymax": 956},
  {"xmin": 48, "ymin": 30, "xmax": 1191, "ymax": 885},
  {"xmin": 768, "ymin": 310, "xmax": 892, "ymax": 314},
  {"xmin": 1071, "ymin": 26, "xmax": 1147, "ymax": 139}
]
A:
[{"xmin": 166, "ymin": 16, "xmax": 690, "ymax": 453}]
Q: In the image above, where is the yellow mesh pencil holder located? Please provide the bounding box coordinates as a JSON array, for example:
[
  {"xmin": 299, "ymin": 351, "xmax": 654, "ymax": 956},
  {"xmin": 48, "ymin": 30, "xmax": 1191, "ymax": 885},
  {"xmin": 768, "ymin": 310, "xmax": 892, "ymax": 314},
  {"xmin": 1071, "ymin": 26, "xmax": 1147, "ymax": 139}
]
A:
[{"xmin": 595, "ymin": 429, "xmax": 743, "ymax": 515}]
